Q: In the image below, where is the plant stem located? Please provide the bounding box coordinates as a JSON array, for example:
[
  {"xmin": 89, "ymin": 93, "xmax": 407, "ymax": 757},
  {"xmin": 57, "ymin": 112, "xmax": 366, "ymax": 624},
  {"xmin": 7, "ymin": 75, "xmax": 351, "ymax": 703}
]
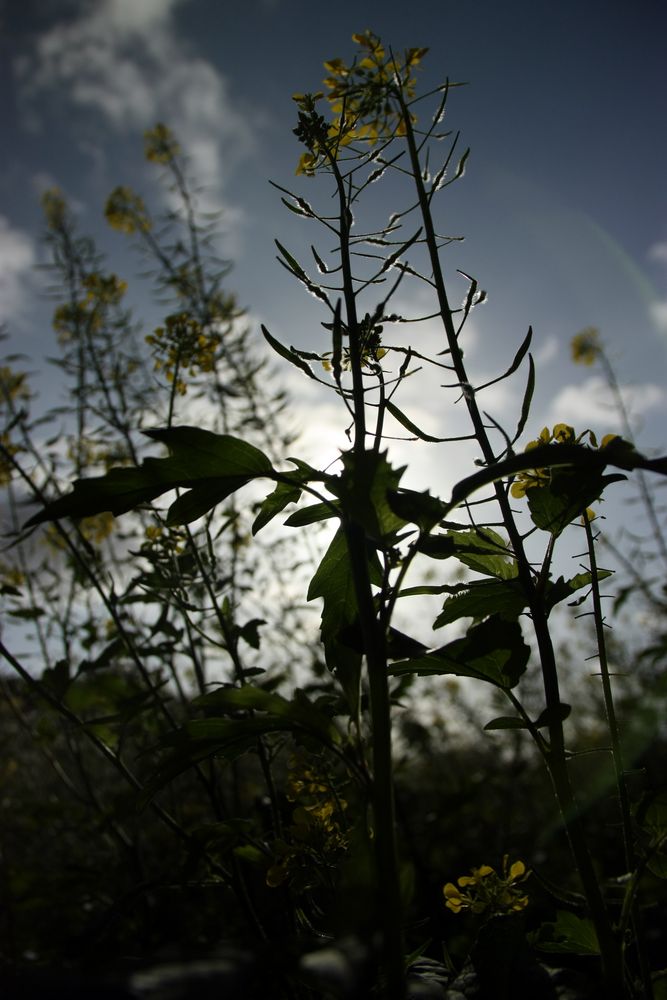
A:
[{"xmin": 398, "ymin": 93, "xmax": 625, "ymax": 998}]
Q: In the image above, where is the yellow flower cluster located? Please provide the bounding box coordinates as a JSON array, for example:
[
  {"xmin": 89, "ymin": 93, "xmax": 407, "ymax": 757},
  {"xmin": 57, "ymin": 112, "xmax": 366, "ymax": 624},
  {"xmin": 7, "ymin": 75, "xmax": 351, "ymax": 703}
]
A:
[
  {"xmin": 105, "ymin": 186, "xmax": 151, "ymax": 234},
  {"xmin": 141, "ymin": 523, "xmax": 185, "ymax": 555},
  {"xmin": 145, "ymin": 312, "xmax": 223, "ymax": 394},
  {"xmin": 443, "ymin": 857, "xmax": 529, "ymax": 916},
  {"xmin": 510, "ymin": 424, "xmax": 618, "ymax": 499},
  {"xmin": 80, "ymin": 511, "xmax": 115, "ymax": 544},
  {"xmin": 44, "ymin": 511, "xmax": 115, "ymax": 550},
  {"xmin": 571, "ymin": 327, "xmax": 601, "ymax": 366},
  {"xmin": 321, "ymin": 314, "xmax": 388, "ymax": 372},
  {"xmin": 51, "ymin": 271, "xmax": 127, "ymax": 343},
  {"xmin": 294, "ymin": 30, "xmax": 427, "ymax": 175},
  {"xmin": 266, "ymin": 751, "xmax": 348, "ymax": 889},
  {"xmin": 0, "ymin": 560, "xmax": 24, "ymax": 591},
  {"xmin": 0, "ymin": 365, "xmax": 29, "ymax": 403},
  {"xmin": 82, "ymin": 271, "xmax": 127, "ymax": 306},
  {"xmin": 0, "ymin": 432, "xmax": 21, "ymax": 486},
  {"xmin": 41, "ymin": 188, "xmax": 67, "ymax": 231},
  {"xmin": 144, "ymin": 123, "xmax": 181, "ymax": 165}
]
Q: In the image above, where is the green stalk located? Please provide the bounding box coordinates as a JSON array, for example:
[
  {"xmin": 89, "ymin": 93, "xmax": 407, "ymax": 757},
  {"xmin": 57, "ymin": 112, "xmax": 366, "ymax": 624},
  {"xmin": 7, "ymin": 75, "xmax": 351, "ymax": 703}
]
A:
[
  {"xmin": 397, "ymin": 90, "xmax": 624, "ymax": 997},
  {"xmin": 326, "ymin": 144, "xmax": 406, "ymax": 998}
]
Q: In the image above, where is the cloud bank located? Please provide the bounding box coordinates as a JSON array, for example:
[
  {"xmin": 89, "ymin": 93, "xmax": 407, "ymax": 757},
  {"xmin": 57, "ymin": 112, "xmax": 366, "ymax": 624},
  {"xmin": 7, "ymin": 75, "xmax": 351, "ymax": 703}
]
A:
[{"xmin": 14, "ymin": 0, "xmax": 255, "ymax": 217}]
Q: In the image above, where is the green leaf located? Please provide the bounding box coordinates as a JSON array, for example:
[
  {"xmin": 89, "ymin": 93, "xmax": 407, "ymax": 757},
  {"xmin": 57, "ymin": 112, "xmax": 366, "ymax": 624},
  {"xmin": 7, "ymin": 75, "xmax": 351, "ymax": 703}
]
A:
[
  {"xmin": 331, "ymin": 450, "xmax": 407, "ymax": 543},
  {"xmin": 390, "ymin": 616, "xmax": 529, "ymax": 689},
  {"xmin": 285, "ymin": 500, "xmax": 339, "ymax": 527},
  {"xmin": 484, "ymin": 716, "xmax": 529, "ymax": 731},
  {"xmin": 531, "ymin": 911, "xmax": 599, "ymax": 956},
  {"xmin": 446, "ymin": 527, "xmax": 518, "ymax": 580},
  {"xmin": 307, "ymin": 526, "xmax": 382, "ymax": 714},
  {"xmin": 253, "ymin": 479, "xmax": 302, "ymax": 534},
  {"xmin": 434, "ymin": 578, "xmax": 526, "ymax": 628},
  {"xmin": 534, "ymin": 703, "xmax": 571, "ymax": 729},
  {"xmin": 26, "ymin": 427, "xmax": 273, "ymax": 526},
  {"xmin": 386, "ymin": 400, "xmax": 452, "ymax": 443},
  {"xmin": 238, "ymin": 619, "xmax": 265, "ymax": 650},
  {"xmin": 274, "ymin": 239, "xmax": 307, "ymax": 278},
  {"xmin": 144, "ymin": 426, "xmax": 272, "ymax": 478},
  {"xmin": 194, "ymin": 685, "xmax": 341, "ymax": 746},
  {"xmin": 544, "ymin": 569, "xmax": 613, "ymax": 614},
  {"xmin": 446, "ymin": 439, "xmax": 667, "ymax": 514},
  {"xmin": 415, "ymin": 534, "xmax": 457, "ymax": 559},
  {"xmin": 166, "ymin": 478, "xmax": 249, "ymax": 526},
  {"xmin": 261, "ymin": 324, "xmax": 317, "ymax": 380},
  {"xmin": 386, "ymin": 488, "xmax": 448, "ymax": 532},
  {"xmin": 526, "ymin": 469, "xmax": 625, "ymax": 537},
  {"xmin": 307, "ymin": 527, "xmax": 362, "ymax": 711},
  {"xmin": 513, "ymin": 354, "xmax": 535, "ymax": 444}
]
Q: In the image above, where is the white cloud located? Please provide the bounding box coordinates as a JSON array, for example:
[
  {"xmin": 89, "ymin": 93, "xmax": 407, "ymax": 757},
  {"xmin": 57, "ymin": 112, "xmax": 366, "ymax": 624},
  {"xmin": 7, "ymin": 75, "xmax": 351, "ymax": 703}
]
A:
[
  {"xmin": 650, "ymin": 300, "xmax": 667, "ymax": 334},
  {"xmin": 547, "ymin": 375, "xmax": 666, "ymax": 431},
  {"xmin": 0, "ymin": 217, "xmax": 36, "ymax": 321},
  {"xmin": 648, "ymin": 241, "xmax": 667, "ymax": 265},
  {"xmin": 14, "ymin": 0, "xmax": 256, "ymax": 217}
]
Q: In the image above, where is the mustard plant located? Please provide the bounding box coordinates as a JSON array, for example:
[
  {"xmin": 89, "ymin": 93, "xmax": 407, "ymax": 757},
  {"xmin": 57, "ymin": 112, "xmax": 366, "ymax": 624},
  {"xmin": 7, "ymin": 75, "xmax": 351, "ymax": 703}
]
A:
[{"xmin": 4, "ymin": 32, "xmax": 667, "ymax": 1000}]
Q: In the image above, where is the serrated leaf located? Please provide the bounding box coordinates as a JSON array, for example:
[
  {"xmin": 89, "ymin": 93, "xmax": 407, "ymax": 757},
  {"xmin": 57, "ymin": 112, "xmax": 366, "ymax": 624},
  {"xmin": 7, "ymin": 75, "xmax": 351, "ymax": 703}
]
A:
[
  {"xmin": 390, "ymin": 616, "xmax": 529, "ymax": 689},
  {"xmin": 26, "ymin": 427, "xmax": 273, "ymax": 527},
  {"xmin": 386, "ymin": 488, "xmax": 447, "ymax": 532},
  {"xmin": 532, "ymin": 911, "xmax": 599, "ymax": 956},
  {"xmin": 446, "ymin": 527, "xmax": 518, "ymax": 580},
  {"xmin": 331, "ymin": 450, "xmax": 407, "ymax": 543},
  {"xmin": 195, "ymin": 685, "xmax": 341, "ymax": 746},
  {"xmin": 544, "ymin": 569, "xmax": 613, "ymax": 614},
  {"xmin": 526, "ymin": 469, "xmax": 625, "ymax": 537},
  {"xmin": 433, "ymin": 579, "xmax": 526, "ymax": 628}
]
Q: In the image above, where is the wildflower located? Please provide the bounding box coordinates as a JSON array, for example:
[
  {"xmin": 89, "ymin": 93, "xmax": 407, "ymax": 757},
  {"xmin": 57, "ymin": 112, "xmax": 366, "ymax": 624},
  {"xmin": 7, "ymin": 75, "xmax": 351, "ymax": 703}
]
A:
[
  {"xmin": 443, "ymin": 856, "xmax": 529, "ymax": 917},
  {"xmin": 0, "ymin": 366, "xmax": 29, "ymax": 403},
  {"xmin": 145, "ymin": 311, "xmax": 223, "ymax": 391},
  {"xmin": 510, "ymin": 423, "xmax": 600, "ymax": 498},
  {"xmin": 144, "ymin": 122, "xmax": 181, "ymax": 164},
  {"xmin": 321, "ymin": 313, "xmax": 387, "ymax": 372},
  {"xmin": 79, "ymin": 511, "xmax": 115, "ymax": 545},
  {"xmin": 83, "ymin": 272, "xmax": 127, "ymax": 306},
  {"xmin": 41, "ymin": 188, "xmax": 67, "ymax": 231},
  {"xmin": 0, "ymin": 431, "xmax": 22, "ymax": 486},
  {"xmin": 105, "ymin": 186, "xmax": 151, "ymax": 234},
  {"xmin": 571, "ymin": 327, "xmax": 601, "ymax": 365},
  {"xmin": 266, "ymin": 751, "xmax": 348, "ymax": 890},
  {"xmin": 293, "ymin": 30, "xmax": 427, "ymax": 174}
]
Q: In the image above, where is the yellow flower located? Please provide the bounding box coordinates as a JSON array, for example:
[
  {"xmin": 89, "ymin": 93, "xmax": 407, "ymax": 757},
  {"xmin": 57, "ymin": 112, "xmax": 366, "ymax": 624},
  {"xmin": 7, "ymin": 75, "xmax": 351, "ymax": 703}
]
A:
[
  {"xmin": 293, "ymin": 31, "xmax": 427, "ymax": 174},
  {"xmin": 571, "ymin": 327, "xmax": 601, "ymax": 365},
  {"xmin": 105, "ymin": 186, "xmax": 151, "ymax": 234},
  {"xmin": 510, "ymin": 423, "xmax": 599, "ymax": 498},
  {"xmin": 41, "ymin": 188, "xmax": 67, "ymax": 230},
  {"xmin": 444, "ymin": 856, "xmax": 529, "ymax": 917},
  {"xmin": 80, "ymin": 511, "xmax": 115, "ymax": 544},
  {"xmin": 144, "ymin": 123, "xmax": 181, "ymax": 164},
  {"xmin": 0, "ymin": 366, "xmax": 29, "ymax": 402}
]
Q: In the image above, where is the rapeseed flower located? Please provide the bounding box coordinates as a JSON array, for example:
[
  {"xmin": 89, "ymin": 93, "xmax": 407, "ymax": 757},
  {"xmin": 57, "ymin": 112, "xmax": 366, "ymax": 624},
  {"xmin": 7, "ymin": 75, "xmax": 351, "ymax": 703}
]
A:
[{"xmin": 444, "ymin": 856, "xmax": 529, "ymax": 917}]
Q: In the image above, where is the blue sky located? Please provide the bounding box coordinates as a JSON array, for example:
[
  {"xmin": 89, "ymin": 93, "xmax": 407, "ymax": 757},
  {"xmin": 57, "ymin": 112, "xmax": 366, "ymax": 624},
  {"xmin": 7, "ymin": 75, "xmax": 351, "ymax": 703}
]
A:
[{"xmin": 1, "ymin": 0, "xmax": 666, "ymax": 501}]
